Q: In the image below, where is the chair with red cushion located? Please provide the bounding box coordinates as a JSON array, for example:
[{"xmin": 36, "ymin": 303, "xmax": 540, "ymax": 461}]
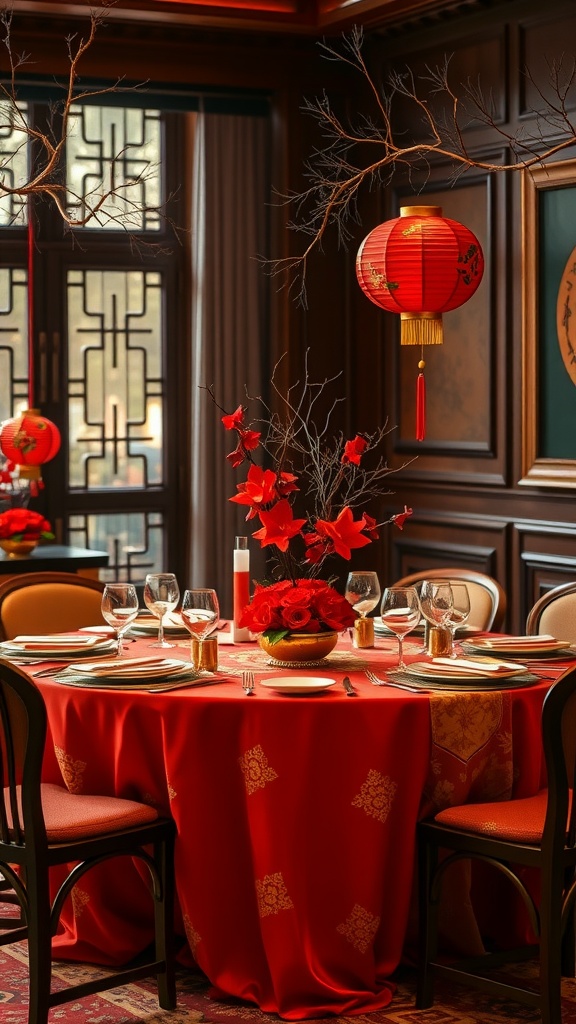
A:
[
  {"xmin": 0, "ymin": 658, "xmax": 176, "ymax": 1024},
  {"xmin": 416, "ymin": 662, "xmax": 576, "ymax": 1024}
]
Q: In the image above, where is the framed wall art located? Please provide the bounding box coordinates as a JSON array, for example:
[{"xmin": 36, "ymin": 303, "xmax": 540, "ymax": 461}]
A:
[{"xmin": 521, "ymin": 157, "xmax": 576, "ymax": 488}]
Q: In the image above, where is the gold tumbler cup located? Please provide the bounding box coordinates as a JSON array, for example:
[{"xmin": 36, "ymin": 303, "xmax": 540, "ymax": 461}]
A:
[{"xmin": 192, "ymin": 636, "xmax": 219, "ymax": 673}]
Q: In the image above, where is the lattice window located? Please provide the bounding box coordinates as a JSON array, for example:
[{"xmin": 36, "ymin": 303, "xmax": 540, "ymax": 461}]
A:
[
  {"xmin": 68, "ymin": 510, "xmax": 165, "ymax": 581},
  {"xmin": 66, "ymin": 106, "xmax": 162, "ymax": 230},
  {"xmin": 67, "ymin": 268, "xmax": 164, "ymax": 491}
]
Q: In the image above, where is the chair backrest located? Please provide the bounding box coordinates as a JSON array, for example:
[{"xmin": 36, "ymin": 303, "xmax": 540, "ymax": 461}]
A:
[
  {"xmin": 526, "ymin": 582, "xmax": 576, "ymax": 644},
  {"xmin": 0, "ymin": 572, "xmax": 106, "ymax": 640},
  {"xmin": 391, "ymin": 567, "xmax": 507, "ymax": 631},
  {"xmin": 541, "ymin": 663, "xmax": 576, "ymax": 853},
  {"xmin": 0, "ymin": 659, "xmax": 48, "ymax": 855}
]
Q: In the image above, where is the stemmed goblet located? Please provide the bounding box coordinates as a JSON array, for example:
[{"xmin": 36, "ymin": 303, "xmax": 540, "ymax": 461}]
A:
[
  {"xmin": 419, "ymin": 580, "xmax": 454, "ymax": 655},
  {"xmin": 445, "ymin": 582, "xmax": 471, "ymax": 657},
  {"xmin": 379, "ymin": 585, "xmax": 421, "ymax": 670},
  {"xmin": 143, "ymin": 572, "xmax": 180, "ymax": 649},
  {"xmin": 345, "ymin": 571, "xmax": 381, "ymax": 618},
  {"xmin": 181, "ymin": 588, "xmax": 220, "ymax": 673},
  {"xmin": 101, "ymin": 583, "xmax": 139, "ymax": 653},
  {"xmin": 181, "ymin": 588, "xmax": 220, "ymax": 641}
]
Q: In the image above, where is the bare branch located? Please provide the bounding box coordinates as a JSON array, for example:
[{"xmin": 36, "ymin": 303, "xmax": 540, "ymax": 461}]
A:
[
  {"xmin": 271, "ymin": 29, "xmax": 576, "ymax": 303},
  {"xmin": 0, "ymin": 2, "xmax": 179, "ymax": 249}
]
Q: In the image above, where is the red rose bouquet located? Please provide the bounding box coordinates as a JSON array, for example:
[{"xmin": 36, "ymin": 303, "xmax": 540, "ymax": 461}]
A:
[
  {"xmin": 208, "ymin": 360, "xmax": 413, "ymax": 642},
  {"xmin": 0, "ymin": 507, "xmax": 54, "ymax": 542}
]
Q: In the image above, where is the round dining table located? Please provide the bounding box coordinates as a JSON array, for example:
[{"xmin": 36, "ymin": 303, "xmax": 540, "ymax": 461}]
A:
[{"xmin": 34, "ymin": 627, "xmax": 553, "ymax": 1019}]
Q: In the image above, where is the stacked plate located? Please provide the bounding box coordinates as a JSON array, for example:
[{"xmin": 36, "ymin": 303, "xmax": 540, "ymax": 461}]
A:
[
  {"xmin": 0, "ymin": 633, "xmax": 117, "ymax": 660},
  {"xmin": 128, "ymin": 612, "xmax": 189, "ymax": 638},
  {"xmin": 462, "ymin": 635, "xmax": 575, "ymax": 659}
]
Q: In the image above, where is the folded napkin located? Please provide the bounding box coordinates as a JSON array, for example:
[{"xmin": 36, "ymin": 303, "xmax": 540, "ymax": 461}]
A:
[
  {"xmin": 473, "ymin": 635, "xmax": 567, "ymax": 649},
  {"xmin": 69, "ymin": 656, "xmax": 187, "ymax": 679},
  {"xmin": 420, "ymin": 657, "xmax": 523, "ymax": 677},
  {"xmin": 8, "ymin": 634, "xmax": 104, "ymax": 650}
]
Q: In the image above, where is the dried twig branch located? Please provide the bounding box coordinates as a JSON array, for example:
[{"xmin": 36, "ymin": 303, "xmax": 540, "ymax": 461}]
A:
[
  {"xmin": 272, "ymin": 27, "xmax": 576, "ymax": 302},
  {"xmin": 0, "ymin": 2, "xmax": 178, "ymax": 245}
]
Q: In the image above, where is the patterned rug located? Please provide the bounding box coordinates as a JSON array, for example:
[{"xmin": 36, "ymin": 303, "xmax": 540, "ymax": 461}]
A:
[{"xmin": 2, "ymin": 941, "xmax": 576, "ymax": 1023}]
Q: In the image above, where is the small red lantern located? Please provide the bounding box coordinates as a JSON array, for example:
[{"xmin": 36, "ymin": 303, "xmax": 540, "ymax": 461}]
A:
[
  {"xmin": 0, "ymin": 408, "xmax": 61, "ymax": 489},
  {"xmin": 356, "ymin": 205, "xmax": 484, "ymax": 439}
]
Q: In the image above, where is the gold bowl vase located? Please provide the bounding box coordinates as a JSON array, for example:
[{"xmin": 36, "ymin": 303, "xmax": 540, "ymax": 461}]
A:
[
  {"xmin": 257, "ymin": 630, "xmax": 338, "ymax": 668},
  {"xmin": 0, "ymin": 538, "xmax": 38, "ymax": 558}
]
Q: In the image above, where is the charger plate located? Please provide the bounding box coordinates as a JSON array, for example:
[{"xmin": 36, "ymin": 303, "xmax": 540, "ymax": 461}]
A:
[
  {"xmin": 388, "ymin": 668, "xmax": 542, "ymax": 691},
  {"xmin": 462, "ymin": 637, "xmax": 575, "ymax": 659}
]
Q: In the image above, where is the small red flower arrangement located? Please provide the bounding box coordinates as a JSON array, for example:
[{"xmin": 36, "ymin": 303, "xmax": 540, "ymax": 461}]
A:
[
  {"xmin": 209, "ymin": 362, "xmax": 413, "ymax": 642},
  {"xmin": 0, "ymin": 507, "xmax": 54, "ymax": 543},
  {"xmin": 239, "ymin": 578, "xmax": 356, "ymax": 636}
]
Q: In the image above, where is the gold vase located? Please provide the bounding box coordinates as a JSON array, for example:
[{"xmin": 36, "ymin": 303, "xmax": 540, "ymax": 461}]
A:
[
  {"xmin": 0, "ymin": 538, "xmax": 38, "ymax": 558},
  {"xmin": 257, "ymin": 631, "xmax": 338, "ymax": 668}
]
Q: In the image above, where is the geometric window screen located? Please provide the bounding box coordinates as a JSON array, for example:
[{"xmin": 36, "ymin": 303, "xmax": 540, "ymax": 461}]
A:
[{"xmin": 67, "ymin": 268, "xmax": 164, "ymax": 492}]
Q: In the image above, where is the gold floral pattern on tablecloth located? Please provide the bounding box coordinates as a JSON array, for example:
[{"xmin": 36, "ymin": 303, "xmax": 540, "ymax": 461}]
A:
[
  {"xmin": 255, "ymin": 872, "xmax": 294, "ymax": 918},
  {"xmin": 351, "ymin": 769, "xmax": 398, "ymax": 823},
  {"xmin": 430, "ymin": 691, "xmax": 504, "ymax": 761},
  {"xmin": 183, "ymin": 913, "xmax": 202, "ymax": 957},
  {"xmin": 54, "ymin": 744, "xmax": 86, "ymax": 794},
  {"xmin": 71, "ymin": 887, "xmax": 90, "ymax": 918},
  {"xmin": 239, "ymin": 744, "xmax": 278, "ymax": 795},
  {"xmin": 336, "ymin": 904, "xmax": 380, "ymax": 954},
  {"xmin": 422, "ymin": 691, "xmax": 514, "ymax": 816},
  {"xmin": 167, "ymin": 782, "xmax": 177, "ymax": 801}
]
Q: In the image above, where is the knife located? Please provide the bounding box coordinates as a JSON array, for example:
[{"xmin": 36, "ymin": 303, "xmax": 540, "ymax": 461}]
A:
[{"xmin": 342, "ymin": 675, "xmax": 356, "ymax": 697}]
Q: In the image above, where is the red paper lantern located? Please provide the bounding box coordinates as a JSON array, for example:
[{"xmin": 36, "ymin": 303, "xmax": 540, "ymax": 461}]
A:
[
  {"xmin": 356, "ymin": 205, "xmax": 484, "ymax": 439},
  {"xmin": 0, "ymin": 408, "xmax": 61, "ymax": 485}
]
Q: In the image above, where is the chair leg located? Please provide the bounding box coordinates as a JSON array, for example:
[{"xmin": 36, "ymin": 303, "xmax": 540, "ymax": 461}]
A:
[
  {"xmin": 154, "ymin": 831, "xmax": 177, "ymax": 1010},
  {"xmin": 26, "ymin": 875, "xmax": 52, "ymax": 1024},
  {"xmin": 416, "ymin": 831, "xmax": 438, "ymax": 1009},
  {"xmin": 539, "ymin": 875, "xmax": 564, "ymax": 1024}
]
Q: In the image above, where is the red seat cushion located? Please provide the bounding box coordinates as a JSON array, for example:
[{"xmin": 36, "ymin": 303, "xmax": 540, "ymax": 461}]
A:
[
  {"xmin": 6, "ymin": 783, "xmax": 159, "ymax": 841},
  {"xmin": 434, "ymin": 789, "xmax": 550, "ymax": 844}
]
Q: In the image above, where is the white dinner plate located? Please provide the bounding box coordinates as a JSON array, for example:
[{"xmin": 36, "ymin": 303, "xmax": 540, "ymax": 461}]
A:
[
  {"xmin": 260, "ymin": 676, "xmax": 337, "ymax": 695},
  {"xmin": 373, "ymin": 617, "xmax": 426, "ymax": 637}
]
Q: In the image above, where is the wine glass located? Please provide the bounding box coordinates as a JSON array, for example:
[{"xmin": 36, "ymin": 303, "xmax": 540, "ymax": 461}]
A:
[
  {"xmin": 419, "ymin": 580, "xmax": 454, "ymax": 655},
  {"xmin": 101, "ymin": 583, "xmax": 139, "ymax": 653},
  {"xmin": 379, "ymin": 586, "xmax": 421, "ymax": 670},
  {"xmin": 445, "ymin": 582, "xmax": 471, "ymax": 657},
  {"xmin": 181, "ymin": 589, "xmax": 220, "ymax": 641},
  {"xmin": 143, "ymin": 573, "xmax": 180, "ymax": 649},
  {"xmin": 345, "ymin": 571, "xmax": 381, "ymax": 618}
]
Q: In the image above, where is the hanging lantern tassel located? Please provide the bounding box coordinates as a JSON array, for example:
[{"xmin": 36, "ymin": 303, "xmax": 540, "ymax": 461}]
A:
[{"xmin": 416, "ymin": 359, "xmax": 426, "ymax": 442}]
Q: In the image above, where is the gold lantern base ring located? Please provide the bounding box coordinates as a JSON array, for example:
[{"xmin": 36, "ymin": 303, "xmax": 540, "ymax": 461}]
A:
[{"xmin": 400, "ymin": 312, "xmax": 443, "ymax": 345}]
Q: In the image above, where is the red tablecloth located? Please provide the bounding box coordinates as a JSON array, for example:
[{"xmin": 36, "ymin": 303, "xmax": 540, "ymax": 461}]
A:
[{"xmin": 36, "ymin": 630, "xmax": 552, "ymax": 1019}]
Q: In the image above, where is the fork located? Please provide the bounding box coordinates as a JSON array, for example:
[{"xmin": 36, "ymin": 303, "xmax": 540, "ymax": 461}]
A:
[
  {"xmin": 364, "ymin": 669, "xmax": 427, "ymax": 693},
  {"xmin": 242, "ymin": 670, "xmax": 255, "ymax": 695}
]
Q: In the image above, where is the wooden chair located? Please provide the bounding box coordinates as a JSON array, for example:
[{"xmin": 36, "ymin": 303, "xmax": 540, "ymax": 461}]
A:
[
  {"xmin": 0, "ymin": 572, "xmax": 106, "ymax": 640},
  {"xmin": 526, "ymin": 582, "xmax": 576, "ymax": 644},
  {"xmin": 0, "ymin": 658, "xmax": 176, "ymax": 1024},
  {"xmin": 416, "ymin": 662, "xmax": 576, "ymax": 1024},
  {"xmin": 391, "ymin": 568, "xmax": 506, "ymax": 631}
]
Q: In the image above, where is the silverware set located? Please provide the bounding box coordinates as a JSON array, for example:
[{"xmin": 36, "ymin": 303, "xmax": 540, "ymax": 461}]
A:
[
  {"xmin": 242, "ymin": 670, "xmax": 255, "ymax": 695},
  {"xmin": 364, "ymin": 668, "xmax": 427, "ymax": 693}
]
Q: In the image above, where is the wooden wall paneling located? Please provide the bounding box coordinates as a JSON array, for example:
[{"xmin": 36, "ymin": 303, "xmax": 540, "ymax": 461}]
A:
[
  {"xmin": 514, "ymin": 521, "xmax": 576, "ymax": 628},
  {"xmin": 384, "ymin": 507, "xmax": 508, "ymax": 601},
  {"xmin": 517, "ymin": 6, "xmax": 576, "ymax": 117}
]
